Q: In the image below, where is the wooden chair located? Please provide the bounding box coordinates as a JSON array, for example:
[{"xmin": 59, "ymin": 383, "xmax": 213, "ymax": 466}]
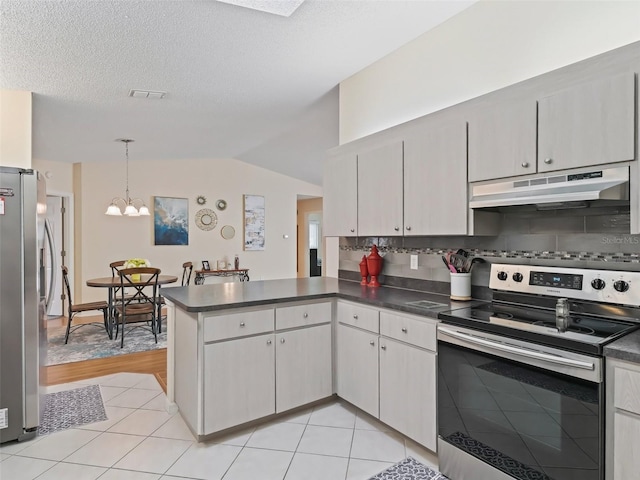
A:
[
  {"xmin": 110, "ymin": 260, "xmax": 136, "ymax": 302},
  {"xmin": 182, "ymin": 261, "xmax": 193, "ymax": 286},
  {"xmin": 114, "ymin": 267, "xmax": 161, "ymax": 348},
  {"xmin": 62, "ymin": 266, "xmax": 110, "ymax": 344}
]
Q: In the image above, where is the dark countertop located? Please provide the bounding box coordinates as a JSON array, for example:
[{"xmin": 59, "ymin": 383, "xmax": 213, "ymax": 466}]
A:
[
  {"xmin": 161, "ymin": 277, "xmax": 484, "ymax": 320},
  {"xmin": 604, "ymin": 329, "xmax": 640, "ymax": 364}
]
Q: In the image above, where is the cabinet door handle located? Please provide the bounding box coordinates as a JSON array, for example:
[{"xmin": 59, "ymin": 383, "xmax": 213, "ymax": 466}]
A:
[
  {"xmin": 394, "ymin": 226, "xmax": 400, "ymax": 231},
  {"xmin": 239, "ymin": 322, "xmax": 245, "ymax": 327},
  {"xmin": 544, "ymin": 158, "xmax": 553, "ymax": 164},
  {"xmin": 353, "ymin": 314, "xmax": 358, "ymax": 319},
  {"xmin": 303, "ymin": 313, "xmax": 308, "ymax": 318},
  {"xmin": 350, "ymin": 228, "xmax": 355, "ymax": 233},
  {"xmin": 369, "ymin": 340, "xmax": 375, "ymax": 346},
  {"xmin": 381, "ymin": 345, "xmax": 387, "ymax": 350},
  {"xmin": 405, "ymin": 226, "xmax": 411, "ymax": 231},
  {"xmin": 521, "ymin": 162, "xmax": 529, "ymax": 168},
  {"xmin": 266, "ymin": 339, "xmax": 272, "ymax": 345},
  {"xmin": 280, "ymin": 338, "xmax": 285, "ymax": 344},
  {"xmin": 401, "ymin": 327, "xmax": 408, "ymax": 333}
]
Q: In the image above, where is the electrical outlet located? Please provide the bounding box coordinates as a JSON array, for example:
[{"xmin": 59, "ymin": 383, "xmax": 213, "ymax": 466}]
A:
[{"xmin": 410, "ymin": 255, "xmax": 418, "ymax": 270}]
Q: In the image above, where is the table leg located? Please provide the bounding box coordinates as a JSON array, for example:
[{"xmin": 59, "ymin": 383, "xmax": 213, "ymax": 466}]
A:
[{"xmin": 107, "ymin": 287, "xmax": 115, "ymax": 339}]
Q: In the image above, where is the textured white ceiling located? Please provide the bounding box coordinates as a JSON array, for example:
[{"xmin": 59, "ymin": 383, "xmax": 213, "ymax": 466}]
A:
[{"xmin": 0, "ymin": 0, "xmax": 475, "ymax": 185}]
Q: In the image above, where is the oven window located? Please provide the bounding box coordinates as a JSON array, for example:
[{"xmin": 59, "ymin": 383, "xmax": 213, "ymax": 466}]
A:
[{"xmin": 438, "ymin": 341, "xmax": 601, "ymax": 480}]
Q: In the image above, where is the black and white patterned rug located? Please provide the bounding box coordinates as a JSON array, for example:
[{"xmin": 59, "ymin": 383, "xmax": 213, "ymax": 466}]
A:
[
  {"xmin": 369, "ymin": 457, "xmax": 448, "ymax": 480},
  {"xmin": 38, "ymin": 385, "xmax": 107, "ymax": 435}
]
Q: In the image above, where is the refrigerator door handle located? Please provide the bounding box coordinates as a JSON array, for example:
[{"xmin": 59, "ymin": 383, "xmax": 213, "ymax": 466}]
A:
[{"xmin": 44, "ymin": 218, "xmax": 56, "ymax": 314}]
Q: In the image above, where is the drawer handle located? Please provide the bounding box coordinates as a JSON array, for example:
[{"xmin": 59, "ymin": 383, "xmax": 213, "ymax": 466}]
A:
[
  {"xmin": 266, "ymin": 339, "xmax": 272, "ymax": 345},
  {"xmin": 394, "ymin": 226, "xmax": 400, "ymax": 231},
  {"xmin": 401, "ymin": 327, "xmax": 408, "ymax": 333},
  {"xmin": 369, "ymin": 340, "xmax": 375, "ymax": 346},
  {"xmin": 544, "ymin": 158, "xmax": 553, "ymax": 164},
  {"xmin": 350, "ymin": 228, "xmax": 355, "ymax": 233},
  {"xmin": 381, "ymin": 345, "xmax": 387, "ymax": 350},
  {"xmin": 521, "ymin": 162, "xmax": 529, "ymax": 168},
  {"xmin": 281, "ymin": 338, "xmax": 285, "ymax": 344},
  {"xmin": 239, "ymin": 322, "xmax": 245, "ymax": 327},
  {"xmin": 353, "ymin": 314, "xmax": 358, "ymax": 319},
  {"xmin": 303, "ymin": 313, "xmax": 308, "ymax": 318}
]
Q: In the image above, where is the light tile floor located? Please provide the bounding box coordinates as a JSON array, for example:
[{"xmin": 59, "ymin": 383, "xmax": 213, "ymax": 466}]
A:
[{"xmin": 0, "ymin": 373, "xmax": 439, "ymax": 480}]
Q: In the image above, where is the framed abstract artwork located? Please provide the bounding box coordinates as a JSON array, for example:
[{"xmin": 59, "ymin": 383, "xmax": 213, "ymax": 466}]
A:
[
  {"xmin": 154, "ymin": 196, "xmax": 188, "ymax": 245},
  {"xmin": 243, "ymin": 194, "xmax": 265, "ymax": 251}
]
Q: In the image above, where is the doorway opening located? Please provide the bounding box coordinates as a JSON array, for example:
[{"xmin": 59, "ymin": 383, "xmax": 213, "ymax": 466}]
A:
[{"xmin": 296, "ymin": 196, "xmax": 323, "ymax": 278}]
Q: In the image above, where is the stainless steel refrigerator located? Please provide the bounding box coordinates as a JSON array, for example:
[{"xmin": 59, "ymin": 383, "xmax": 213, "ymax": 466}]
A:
[{"xmin": 0, "ymin": 166, "xmax": 47, "ymax": 443}]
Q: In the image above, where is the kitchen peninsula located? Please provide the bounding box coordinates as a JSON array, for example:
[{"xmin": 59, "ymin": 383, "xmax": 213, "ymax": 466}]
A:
[{"xmin": 160, "ymin": 277, "xmax": 470, "ymax": 448}]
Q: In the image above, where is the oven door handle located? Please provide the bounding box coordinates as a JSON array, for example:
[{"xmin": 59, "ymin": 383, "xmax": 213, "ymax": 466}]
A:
[{"xmin": 438, "ymin": 327, "xmax": 595, "ymax": 371}]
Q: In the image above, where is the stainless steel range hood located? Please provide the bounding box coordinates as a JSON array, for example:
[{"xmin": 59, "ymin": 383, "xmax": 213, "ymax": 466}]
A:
[{"xmin": 469, "ymin": 166, "xmax": 629, "ymax": 209}]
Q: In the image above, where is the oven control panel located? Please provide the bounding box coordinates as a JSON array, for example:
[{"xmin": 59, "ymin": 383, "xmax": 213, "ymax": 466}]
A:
[{"xmin": 489, "ymin": 263, "xmax": 640, "ymax": 305}]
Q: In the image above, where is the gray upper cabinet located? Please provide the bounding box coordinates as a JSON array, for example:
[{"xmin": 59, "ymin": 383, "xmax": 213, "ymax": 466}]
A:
[
  {"xmin": 468, "ymin": 100, "xmax": 537, "ymax": 182},
  {"xmin": 404, "ymin": 120, "xmax": 468, "ymax": 235},
  {"xmin": 357, "ymin": 141, "xmax": 404, "ymax": 237},
  {"xmin": 323, "ymin": 152, "xmax": 358, "ymax": 237},
  {"xmin": 538, "ymin": 73, "xmax": 636, "ymax": 173}
]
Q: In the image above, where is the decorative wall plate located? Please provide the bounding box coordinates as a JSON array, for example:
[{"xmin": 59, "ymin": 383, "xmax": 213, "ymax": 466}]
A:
[
  {"xmin": 196, "ymin": 195, "xmax": 207, "ymax": 205},
  {"xmin": 216, "ymin": 199, "xmax": 227, "ymax": 211},
  {"xmin": 195, "ymin": 208, "xmax": 217, "ymax": 231},
  {"xmin": 221, "ymin": 225, "xmax": 235, "ymax": 239}
]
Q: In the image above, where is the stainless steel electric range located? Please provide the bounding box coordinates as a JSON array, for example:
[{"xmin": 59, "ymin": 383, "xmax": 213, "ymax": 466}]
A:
[{"xmin": 437, "ymin": 263, "xmax": 640, "ymax": 480}]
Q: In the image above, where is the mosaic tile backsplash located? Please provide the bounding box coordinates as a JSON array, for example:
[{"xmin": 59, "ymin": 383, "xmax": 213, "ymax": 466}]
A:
[{"xmin": 338, "ymin": 207, "xmax": 640, "ymax": 295}]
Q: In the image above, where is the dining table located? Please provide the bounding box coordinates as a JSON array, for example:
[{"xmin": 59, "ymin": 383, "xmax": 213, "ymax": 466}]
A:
[{"xmin": 86, "ymin": 274, "xmax": 178, "ymax": 338}]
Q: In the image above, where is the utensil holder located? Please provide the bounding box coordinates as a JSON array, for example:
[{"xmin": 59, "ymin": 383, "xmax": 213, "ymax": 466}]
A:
[{"xmin": 450, "ymin": 272, "xmax": 471, "ymax": 301}]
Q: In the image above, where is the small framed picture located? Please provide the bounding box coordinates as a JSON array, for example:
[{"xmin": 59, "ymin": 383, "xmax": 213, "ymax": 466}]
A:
[{"xmin": 202, "ymin": 260, "xmax": 210, "ymax": 271}]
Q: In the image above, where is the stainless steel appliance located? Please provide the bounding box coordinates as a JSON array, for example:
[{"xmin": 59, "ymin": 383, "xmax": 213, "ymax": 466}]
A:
[
  {"xmin": 437, "ymin": 263, "xmax": 640, "ymax": 480},
  {"xmin": 468, "ymin": 165, "xmax": 629, "ymax": 209},
  {"xmin": 0, "ymin": 167, "xmax": 48, "ymax": 444}
]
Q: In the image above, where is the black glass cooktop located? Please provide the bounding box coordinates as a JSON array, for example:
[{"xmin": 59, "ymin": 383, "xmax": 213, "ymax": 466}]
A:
[{"xmin": 438, "ymin": 302, "xmax": 639, "ymax": 355}]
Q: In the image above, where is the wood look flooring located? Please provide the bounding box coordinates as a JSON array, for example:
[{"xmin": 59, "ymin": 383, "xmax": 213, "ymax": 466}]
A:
[{"xmin": 45, "ymin": 315, "xmax": 167, "ymax": 392}]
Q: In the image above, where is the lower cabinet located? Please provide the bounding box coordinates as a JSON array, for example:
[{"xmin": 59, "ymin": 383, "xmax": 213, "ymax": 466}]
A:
[
  {"xmin": 204, "ymin": 333, "xmax": 275, "ymax": 433},
  {"xmin": 379, "ymin": 337, "xmax": 436, "ymax": 451},
  {"xmin": 276, "ymin": 324, "xmax": 332, "ymax": 413},
  {"xmin": 337, "ymin": 323, "xmax": 379, "ymax": 418},
  {"xmin": 606, "ymin": 357, "xmax": 640, "ymax": 480},
  {"xmin": 336, "ymin": 303, "xmax": 438, "ymax": 451}
]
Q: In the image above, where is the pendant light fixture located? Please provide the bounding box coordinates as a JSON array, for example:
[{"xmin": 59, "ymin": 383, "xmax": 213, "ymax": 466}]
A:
[{"xmin": 105, "ymin": 139, "xmax": 150, "ymax": 216}]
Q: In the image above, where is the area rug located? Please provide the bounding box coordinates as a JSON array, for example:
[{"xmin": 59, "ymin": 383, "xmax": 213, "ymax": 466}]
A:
[
  {"xmin": 369, "ymin": 457, "xmax": 448, "ymax": 480},
  {"xmin": 46, "ymin": 322, "xmax": 167, "ymax": 366},
  {"xmin": 38, "ymin": 385, "xmax": 107, "ymax": 435}
]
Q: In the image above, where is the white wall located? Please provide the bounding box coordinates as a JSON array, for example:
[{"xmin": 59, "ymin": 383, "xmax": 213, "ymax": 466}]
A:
[
  {"xmin": 77, "ymin": 157, "xmax": 322, "ymax": 302},
  {"xmin": 0, "ymin": 90, "xmax": 32, "ymax": 168},
  {"xmin": 339, "ymin": 0, "xmax": 640, "ymax": 143},
  {"xmin": 33, "ymin": 158, "xmax": 74, "ymax": 194}
]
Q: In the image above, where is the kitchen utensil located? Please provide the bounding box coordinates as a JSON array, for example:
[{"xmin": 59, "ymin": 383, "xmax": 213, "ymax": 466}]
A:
[
  {"xmin": 455, "ymin": 248, "xmax": 469, "ymax": 258},
  {"xmin": 467, "ymin": 257, "xmax": 486, "ymax": 273},
  {"xmin": 449, "ymin": 254, "xmax": 468, "ymax": 272},
  {"xmin": 442, "ymin": 256, "xmax": 457, "ymax": 273}
]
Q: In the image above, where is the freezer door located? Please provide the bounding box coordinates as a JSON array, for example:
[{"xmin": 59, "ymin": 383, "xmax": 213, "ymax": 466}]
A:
[{"xmin": 0, "ymin": 167, "xmax": 42, "ymax": 443}]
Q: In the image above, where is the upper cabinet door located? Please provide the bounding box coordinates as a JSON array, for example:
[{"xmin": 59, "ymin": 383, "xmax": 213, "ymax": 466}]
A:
[
  {"xmin": 468, "ymin": 100, "xmax": 537, "ymax": 182},
  {"xmin": 323, "ymin": 152, "xmax": 358, "ymax": 237},
  {"xmin": 404, "ymin": 120, "xmax": 467, "ymax": 235},
  {"xmin": 357, "ymin": 141, "xmax": 404, "ymax": 237},
  {"xmin": 538, "ymin": 73, "xmax": 635, "ymax": 173}
]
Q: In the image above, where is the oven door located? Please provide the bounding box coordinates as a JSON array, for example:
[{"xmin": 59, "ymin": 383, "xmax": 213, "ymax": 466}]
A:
[{"xmin": 437, "ymin": 324, "xmax": 603, "ymax": 480}]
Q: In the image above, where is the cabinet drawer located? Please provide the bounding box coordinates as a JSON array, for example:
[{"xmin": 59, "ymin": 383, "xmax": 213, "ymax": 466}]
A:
[
  {"xmin": 614, "ymin": 366, "xmax": 640, "ymax": 414},
  {"xmin": 338, "ymin": 301, "xmax": 379, "ymax": 333},
  {"xmin": 204, "ymin": 309, "xmax": 274, "ymax": 342},
  {"xmin": 276, "ymin": 301, "xmax": 331, "ymax": 330},
  {"xmin": 380, "ymin": 311, "xmax": 436, "ymax": 352}
]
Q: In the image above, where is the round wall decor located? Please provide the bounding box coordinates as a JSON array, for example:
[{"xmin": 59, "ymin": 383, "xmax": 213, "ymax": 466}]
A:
[
  {"xmin": 221, "ymin": 225, "xmax": 235, "ymax": 239},
  {"xmin": 216, "ymin": 199, "xmax": 227, "ymax": 211},
  {"xmin": 195, "ymin": 208, "xmax": 218, "ymax": 231},
  {"xmin": 196, "ymin": 195, "xmax": 207, "ymax": 205}
]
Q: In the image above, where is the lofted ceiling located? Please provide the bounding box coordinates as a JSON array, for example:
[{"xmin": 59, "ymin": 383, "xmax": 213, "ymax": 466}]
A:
[{"xmin": 0, "ymin": 0, "xmax": 476, "ymax": 185}]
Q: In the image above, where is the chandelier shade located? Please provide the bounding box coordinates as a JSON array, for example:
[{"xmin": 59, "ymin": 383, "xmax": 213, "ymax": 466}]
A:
[{"xmin": 105, "ymin": 139, "xmax": 150, "ymax": 216}]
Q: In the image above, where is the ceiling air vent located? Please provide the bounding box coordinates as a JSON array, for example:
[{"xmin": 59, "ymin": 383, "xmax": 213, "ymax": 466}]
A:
[{"xmin": 129, "ymin": 89, "xmax": 167, "ymax": 99}]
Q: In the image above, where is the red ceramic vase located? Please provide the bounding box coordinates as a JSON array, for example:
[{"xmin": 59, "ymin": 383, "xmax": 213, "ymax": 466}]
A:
[
  {"xmin": 366, "ymin": 245, "xmax": 383, "ymax": 287},
  {"xmin": 359, "ymin": 255, "xmax": 369, "ymax": 285}
]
